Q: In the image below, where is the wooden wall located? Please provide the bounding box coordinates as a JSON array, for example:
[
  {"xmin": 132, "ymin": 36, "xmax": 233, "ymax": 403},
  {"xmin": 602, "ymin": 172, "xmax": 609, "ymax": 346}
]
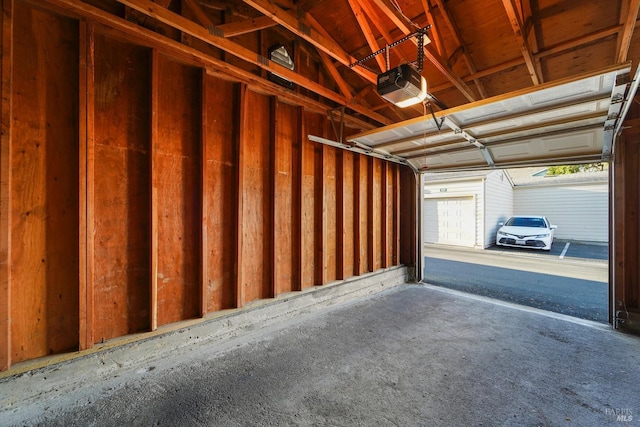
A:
[
  {"xmin": 612, "ymin": 100, "xmax": 640, "ymax": 332},
  {"xmin": 0, "ymin": 1, "xmax": 416, "ymax": 370}
]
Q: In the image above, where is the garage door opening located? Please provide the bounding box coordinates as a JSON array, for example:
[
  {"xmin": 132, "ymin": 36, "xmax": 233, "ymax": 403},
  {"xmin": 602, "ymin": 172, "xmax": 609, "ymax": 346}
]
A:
[{"xmin": 421, "ymin": 166, "xmax": 610, "ymax": 323}]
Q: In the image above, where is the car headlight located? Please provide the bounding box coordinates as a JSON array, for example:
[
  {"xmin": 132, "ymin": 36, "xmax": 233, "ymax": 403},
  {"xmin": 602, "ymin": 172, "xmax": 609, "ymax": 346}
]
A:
[
  {"xmin": 535, "ymin": 233, "xmax": 549, "ymax": 238},
  {"xmin": 497, "ymin": 231, "xmax": 507, "ymax": 236}
]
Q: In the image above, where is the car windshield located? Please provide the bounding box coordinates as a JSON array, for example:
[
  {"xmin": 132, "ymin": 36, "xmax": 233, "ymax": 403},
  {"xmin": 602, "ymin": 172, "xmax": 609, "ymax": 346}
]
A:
[{"xmin": 505, "ymin": 217, "xmax": 546, "ymax": 228}]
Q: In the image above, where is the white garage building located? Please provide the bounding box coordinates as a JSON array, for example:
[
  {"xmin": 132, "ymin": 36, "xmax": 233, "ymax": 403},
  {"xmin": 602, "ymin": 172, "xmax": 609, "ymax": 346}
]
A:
[{"xmin": 423, "ymin": 167, "xmax": 609, "ymax": 248}]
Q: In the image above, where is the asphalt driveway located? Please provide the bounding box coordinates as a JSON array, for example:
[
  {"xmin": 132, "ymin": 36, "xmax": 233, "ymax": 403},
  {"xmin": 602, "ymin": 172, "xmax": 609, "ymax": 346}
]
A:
[{"xmin": 423, "ymin": 241, "xmax": 609, "ymax": 322}]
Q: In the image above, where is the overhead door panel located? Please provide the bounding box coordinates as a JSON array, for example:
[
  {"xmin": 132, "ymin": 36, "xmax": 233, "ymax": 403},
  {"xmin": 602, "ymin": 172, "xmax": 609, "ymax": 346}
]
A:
[
  {"xmin": 424, "ymin": 197, "xmax": 475, "ymax": 247},
  {"xmin": 349, "ymin": 65, "xmax": 632, "ymax": 172}
]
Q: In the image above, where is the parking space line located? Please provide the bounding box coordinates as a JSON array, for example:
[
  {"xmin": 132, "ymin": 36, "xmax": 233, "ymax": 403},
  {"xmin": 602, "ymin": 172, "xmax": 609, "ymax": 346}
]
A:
[{"xmin": 559, "ymin": 242, "xmax": 570, "ymax": 259}]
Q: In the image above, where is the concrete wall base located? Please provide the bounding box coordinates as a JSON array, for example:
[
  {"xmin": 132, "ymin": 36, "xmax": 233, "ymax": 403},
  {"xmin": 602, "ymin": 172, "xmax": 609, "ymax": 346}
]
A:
[{"xmin": 1, "ymin": 266, "xmax": 408, "ymax": 380}]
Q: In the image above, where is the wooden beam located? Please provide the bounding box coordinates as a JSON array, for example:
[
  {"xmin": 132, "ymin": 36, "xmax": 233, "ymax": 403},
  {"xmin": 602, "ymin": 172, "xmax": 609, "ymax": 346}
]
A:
[
  {"xmin": 150, "ymin": 50, "xmax": 159, "ymax": 331},
  {"xmin": 536, "ymin": 24, "xmax": 623, "ymax": 60},
  {"xmin": 347, "ymin": 0, "xmax": 386, "ymax": 72},
  {"xmin": 314, "ymin": 142, "xmax": 326, "ymax": 285},
  {"xmin": 293, "ymin": 106, "xmax": 304, "ymax": 291},
  {"xmin": 317, "ymin": 50, "xmax": 353, "ymax": 100},
  {"xmin": 78, "ymin": 22, "xmax": 95, "ymax": 350},
  {"xmin": 183, "ymin": 0, "xmax": 214, "ymax": 27},
  {"xmin": 617, "ymin": 0, "xmax": 640, "ymax": 63},
  {"xmin": 393, "ymin": 164, "xmax": 400, "ymax": 265},
  {"xmin": 336, "ymin": 150, "xmax": 345, "ymax": 280},
  {"xmin": 421, "ymin": 0, "xmax": 445, "ymax": 58},
  {"xmin": 269, "ymin": 96, "xmax": 277, "ymax": 296},
  {"xmin": 430, "ymin": 0, "xmax": 487, "ymax": 98},
  {"xmin": 39, "ymin": 0, "xmax": 379, "ymax": 131},
  {"xmin": 354, "ymin": 0, "xmax": 409, "ymax": 65},
  {"xmin": 353, "ymin": 155, "xmax": 362, "ymax": 275},
  {"xmin": 367, "ymin": 157, "xmax": 375, "ymax": 272},
  {"xmin": 241, "ymin": 0, "xmax": 378, "ymax": 84},
  {"xmin": 380, "ymin": 161, "xmax": 388, "ymax": 268},
  {"xmin": 501, "ymin": 0, "xmax": 541, "ymax": 85},
  {"xmin": 214, "ymin": 15, "xmax": 277, "ymax": 37},
  {"xmin": 369, "ymin": 0, "xmax": 477, "ymax": 102},
  {"xmin": 0, "ymin": 0, "xmax": 13, "ymax": 372},
  {"xmin": 185, "ymin": 0, "xmax": 278, "ymax": 39},
  {"xmin": 428, "ymin": 57, "xmax": 525, "ymax": 92},
  {"xmin": 113, "ymin": 0, "xmax": 390, "ymax": 124},
  {"xmin": 236, "ymin": 84, "xmax": 248, "ymax": 307},
  {"xmin": 520, "ymin": 0, "xmax": 543, "ymax": 82},
  {"xmin": 200, "ymin": 69, "xmax": 208, "ymax": 317},
  {"xmin": 199, "ymin": 0, "xmax": 259, "ymax": 19}
]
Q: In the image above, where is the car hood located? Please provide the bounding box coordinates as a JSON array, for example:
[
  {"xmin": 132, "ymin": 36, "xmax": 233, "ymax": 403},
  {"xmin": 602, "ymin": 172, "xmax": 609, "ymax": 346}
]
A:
[{"xmin": 499, "ymin": 226, "xmax": 551, "ymax": 236}]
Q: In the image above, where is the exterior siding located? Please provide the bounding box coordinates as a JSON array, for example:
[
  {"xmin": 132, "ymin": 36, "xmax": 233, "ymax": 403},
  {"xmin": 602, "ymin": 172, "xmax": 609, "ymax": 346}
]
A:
[
  {"xmin": 513, "ymin": 182, "xmax": 608, "ymax": 242},
  {"xmin": 484, "ymin": 171, "xmax": 514, "ymax": 248}
]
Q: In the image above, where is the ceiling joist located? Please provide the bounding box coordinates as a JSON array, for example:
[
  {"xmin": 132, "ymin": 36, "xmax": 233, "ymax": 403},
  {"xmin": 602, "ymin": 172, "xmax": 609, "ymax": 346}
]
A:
[
  {"xmin": 617, "ymin": 0, "xmax": 640, "ymax": 63},
  {"xmin": 347, "ymin": 0, "xmax": 387, "ymax": 72},
  {"xmin": 501, "ymin": 0, "xmax": 542, "ymax": 85}
]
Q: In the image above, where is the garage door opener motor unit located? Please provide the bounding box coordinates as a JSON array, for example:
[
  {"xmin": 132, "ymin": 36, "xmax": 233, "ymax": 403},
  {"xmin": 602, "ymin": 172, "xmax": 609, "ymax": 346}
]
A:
[
  {"xmin": 377, "ymin": 64, "xmax": 427, "ymax": 108},
  {"xmin": 349, "ymin": 26, "xmax": 430, "ymax": 108}
]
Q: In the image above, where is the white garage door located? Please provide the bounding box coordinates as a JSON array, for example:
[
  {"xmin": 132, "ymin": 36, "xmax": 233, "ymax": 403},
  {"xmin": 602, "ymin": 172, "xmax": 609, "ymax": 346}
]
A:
[{"xmin": 424, "ymin": 197, "xmax": 476, "ymax": 247}]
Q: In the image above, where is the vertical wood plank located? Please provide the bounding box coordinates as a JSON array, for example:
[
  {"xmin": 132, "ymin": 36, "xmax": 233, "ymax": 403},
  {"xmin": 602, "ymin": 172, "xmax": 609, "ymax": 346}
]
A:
[
  {"xmin": 342, "ymin": 151, "xmax": 355, "ymax": 277},
  {"xmin": 393, "ymin": 164, "xmax": 400, "ymax": 265},
  {"xmin": 155, "ymin": 55, "xmax": 200, "ymax": 325},
  {"xmin": 336, "ymin": 151, "xmax": 345, "ymax": 280},
  {"xmin": 367, "ymin": 157, "xmax": 375, "ymax": 272},
  {"xmin": 301, "ymin": 112, "xmax": 319, "ymax": 289},
  {"xmin": 150, "ymin": 50, "xmax": 159, "ymax": 331},
  {"xmin": 78, "ymin": 22, "xmax": 95, "ymax": 350},
  {"xmin": 200, "ymin": 69, "xmax": 208, "ymax": 317},
  {"xmin": 236, "ymin": 84, "xmax": 247, "ymax": 307},
  {"xmin": 292, "ymin": 106, "xmax": 304, "ymax": 291},
  {"xmin": 314, "ymin": 141, "xmax": 325, "ymax": 285},
  {"xmin": 380, "ymin": 161, "xmax": 388, "ymax": 269},
  {"xmin": 400, "ymin": 167, "xmax": 417, "ymax": 277},
  {"xmin": 12, "ymin": 4, "xmax": 80, "ymax": 362},
  {"xmin": 353, "ymin": 154, "xmax": 360, "ymax": 275},
  {"xmin": 323, "ymin": 145, "xmax": 337, "ymax": 283},
  {"xmin": 203, "ymin": 73, "xmax": 237, "ymax": 311},
  {"xmin": 273, "ymin": 99, "xmax": 294, "ymax": 296},
  {"xmin": 237, "ymin": 89, "xmax": 271, "ymax": 303},
  {"xmin": 269, "ymin": 96, "xmax": 277, "ymax": 297},
  {"xmin": 0, "ymin": 0, "xmax": 12, "ymax": 371},
  {"xmin": 93, "ymin": 35, "xmax": 151, "ymax": 341}
]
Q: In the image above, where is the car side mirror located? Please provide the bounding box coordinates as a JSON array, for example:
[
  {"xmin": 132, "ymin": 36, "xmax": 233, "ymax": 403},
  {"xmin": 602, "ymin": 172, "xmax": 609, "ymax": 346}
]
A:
[
  {"xmin": 498, "ymin": 222, "xmax": 504, "ymax": 226},
  {"xmin": 550, "ymin": 225, "xmax": 557, "ymax": 229}
]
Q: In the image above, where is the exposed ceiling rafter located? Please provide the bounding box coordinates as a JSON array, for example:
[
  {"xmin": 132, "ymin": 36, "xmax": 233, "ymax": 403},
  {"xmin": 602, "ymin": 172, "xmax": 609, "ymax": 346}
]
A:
[
  {"xmin": 347, "ymin": 0, "xmax": 387, "ymax": 72},
  {"xmin": 353, "ymin": 0, "xmax": 410, "ymax": 66},
  {"xmin": 430, "ymin": 0, "xmax": 487, "ymax": 98},
  {"xmin": 213, "ymin": 16, "xmax": 277, "ymax": 37},
  {"xmin": 420, "ymin": 0, "xmax": 445, "ymax": 58},
  {"xmin": 501, "ymin": 0, "xmax": 542, "ymax": 85},
  {"xmin": 617, "ymin": 0, "xmax": 640, "ymax": 63}
]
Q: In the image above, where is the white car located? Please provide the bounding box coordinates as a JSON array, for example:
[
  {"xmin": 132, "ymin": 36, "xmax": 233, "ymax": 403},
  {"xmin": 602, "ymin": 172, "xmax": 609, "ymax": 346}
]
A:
[{"xmin": 496, "ymin": 215, "xmax": 557, "ymax": 251}]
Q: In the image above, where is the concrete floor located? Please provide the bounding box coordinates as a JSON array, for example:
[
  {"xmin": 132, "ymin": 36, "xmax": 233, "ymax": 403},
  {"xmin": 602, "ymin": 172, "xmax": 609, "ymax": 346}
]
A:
[{"xmin": 2, "ymin": 283, "xmax": 640, "ymax": 426}]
